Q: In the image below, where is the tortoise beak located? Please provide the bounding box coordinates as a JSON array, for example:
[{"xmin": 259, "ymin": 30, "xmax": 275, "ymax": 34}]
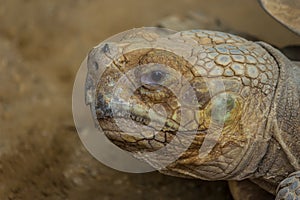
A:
[{"xmin": 95, "ymin": 91, "xmax": 183, "ymax": 133}]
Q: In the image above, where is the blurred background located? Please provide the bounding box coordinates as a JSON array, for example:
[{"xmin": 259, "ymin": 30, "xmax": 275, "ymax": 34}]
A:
[{"xmin": 0, "ymin": 0, "xmax": 299, "ymax": 199}]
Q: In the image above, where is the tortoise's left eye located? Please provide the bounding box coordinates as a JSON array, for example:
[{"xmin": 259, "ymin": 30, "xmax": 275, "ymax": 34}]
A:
[{"xmin": 141, "ymin": 70, "xmax": 167, "ymax": 85}]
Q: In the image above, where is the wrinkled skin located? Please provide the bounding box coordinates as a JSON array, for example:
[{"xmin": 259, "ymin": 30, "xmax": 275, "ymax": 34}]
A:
[{"xmin": 86, "ymin": 29, "xmax": 300, "ymax": 199}]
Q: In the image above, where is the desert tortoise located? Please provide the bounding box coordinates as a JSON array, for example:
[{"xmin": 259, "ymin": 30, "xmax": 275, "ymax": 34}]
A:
[{"xmin": 84, "ymin": 1, "xmax": 300, "ymax": 199}]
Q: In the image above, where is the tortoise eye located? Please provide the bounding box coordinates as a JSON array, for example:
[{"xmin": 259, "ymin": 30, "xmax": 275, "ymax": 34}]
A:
[
  {"xmin": 151, "ymin": 71, "xmax": 164, "ymax": 82},
  {"xmin": 141, "ymin": 70, "xmax": 167, "ymax": 85}
]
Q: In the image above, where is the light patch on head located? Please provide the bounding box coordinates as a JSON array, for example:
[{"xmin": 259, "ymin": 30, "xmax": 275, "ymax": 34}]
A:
[{"xmin": 204, "ymin": 92, "xmax": 243, "ymax": 127}]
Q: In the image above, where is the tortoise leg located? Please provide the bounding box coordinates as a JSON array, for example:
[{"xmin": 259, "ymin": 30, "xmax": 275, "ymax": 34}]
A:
[
  {"xmin": 276, "ymin": 171, "xmax": 300, "ymax": 200},
  {"xmin": 228, "ymin": 180, "xmax": 274, "ymax": 200}
]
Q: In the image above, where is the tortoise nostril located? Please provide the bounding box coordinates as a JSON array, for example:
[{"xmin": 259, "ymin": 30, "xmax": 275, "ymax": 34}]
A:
[{"xmin": 93, "ymin": 62, "xmax": 99, "ymax": 70}]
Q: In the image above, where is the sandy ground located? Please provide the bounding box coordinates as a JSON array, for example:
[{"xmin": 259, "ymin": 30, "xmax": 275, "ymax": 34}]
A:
[{"xmin": 0, "ymin": 0, "xmax": 299, "ymax": 199}]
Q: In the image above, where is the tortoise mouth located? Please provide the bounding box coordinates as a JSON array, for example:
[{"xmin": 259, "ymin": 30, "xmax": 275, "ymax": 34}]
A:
[
  {"xmin": 95, "ymin": 99, "xmax": 183, "ymax": 131},
  {"xmin": 98, "ymin": 118, "xmax": 201, "ymax": 153},
  {"xmin": 95, "ymin": 98, "xmax": 206, "ymax": 152}
]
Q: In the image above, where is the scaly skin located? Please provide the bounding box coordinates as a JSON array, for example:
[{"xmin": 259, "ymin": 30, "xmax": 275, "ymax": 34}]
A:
[{"xmin": 85, "ymin": 29, "xmax": 300, "ymax": 198}]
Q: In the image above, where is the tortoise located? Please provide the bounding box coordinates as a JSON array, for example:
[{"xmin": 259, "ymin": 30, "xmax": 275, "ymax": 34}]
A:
[{"xmin": 83, "ymin": 1, "xmax": 300, "ymax": 200}]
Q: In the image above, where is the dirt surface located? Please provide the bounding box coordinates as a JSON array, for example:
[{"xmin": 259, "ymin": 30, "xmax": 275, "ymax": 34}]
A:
[{"xmin": 0, "ymin": 0, "xmax": 299, "ymax": 200}]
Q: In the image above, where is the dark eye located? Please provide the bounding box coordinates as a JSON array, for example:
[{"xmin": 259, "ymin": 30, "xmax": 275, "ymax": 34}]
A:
[
  {"xmin": 141, "ymin": 70, "xmax": 166, "ymax": 85},
  {"xmin": 151, "ymin": 71, "xmax": 164, "ymax": 82}
]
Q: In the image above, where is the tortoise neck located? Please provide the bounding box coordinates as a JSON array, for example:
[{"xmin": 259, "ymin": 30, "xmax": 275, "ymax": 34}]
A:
[
  {"xmin": 250, "ymin": 43, "xmax": 300, "ymax": 190},
  {"xmin": 258, "ymin": 42, "xmax": 300, "ymax": 171},
  {"xmin": 272, "ymin": 52, "xmax": 300, "ymax": 170}
]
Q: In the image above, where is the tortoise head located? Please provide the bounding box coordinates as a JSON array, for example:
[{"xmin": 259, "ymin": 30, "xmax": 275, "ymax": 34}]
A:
[{"xmin": 85, "ymin": 28, "xmax": 279, "ymax": 180}]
